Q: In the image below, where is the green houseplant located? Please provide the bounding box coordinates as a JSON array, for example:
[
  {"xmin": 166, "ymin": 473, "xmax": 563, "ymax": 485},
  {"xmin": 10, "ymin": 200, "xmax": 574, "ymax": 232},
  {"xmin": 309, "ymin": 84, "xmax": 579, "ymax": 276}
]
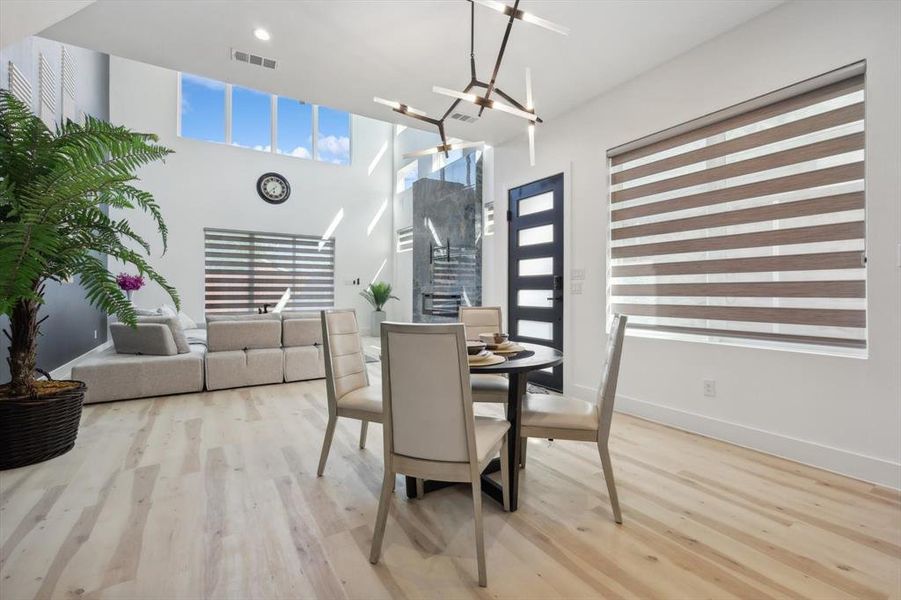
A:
[
  {"xmin": 360, "ymin": 281, "xmax": 399, "ymax": 335},
  {"xmin": 0, "ymin": 90, "xmax": 177, "ymax": 469}
]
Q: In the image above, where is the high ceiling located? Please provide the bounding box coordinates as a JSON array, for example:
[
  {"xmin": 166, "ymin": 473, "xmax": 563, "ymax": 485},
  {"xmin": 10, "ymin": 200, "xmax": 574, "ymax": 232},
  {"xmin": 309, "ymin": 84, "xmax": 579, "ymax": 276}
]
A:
[{"xmin": 40, "ymin": 0, "xmax": 781, "ymax": 144}]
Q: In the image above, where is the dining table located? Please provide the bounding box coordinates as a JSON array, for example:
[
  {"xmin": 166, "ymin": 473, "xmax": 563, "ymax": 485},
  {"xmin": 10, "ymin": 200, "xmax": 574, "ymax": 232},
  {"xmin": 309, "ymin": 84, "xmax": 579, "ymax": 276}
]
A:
[{"xmin": 404, "ymin": 341, "xmax": 564, "ymax": 512}]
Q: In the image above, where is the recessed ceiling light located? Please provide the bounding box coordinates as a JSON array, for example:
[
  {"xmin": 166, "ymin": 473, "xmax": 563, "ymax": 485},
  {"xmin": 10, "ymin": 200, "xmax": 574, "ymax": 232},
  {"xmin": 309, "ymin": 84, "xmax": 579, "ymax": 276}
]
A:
[{"xmin": 253, "ymin": 28, "xmax": 271, "ymax": 41}]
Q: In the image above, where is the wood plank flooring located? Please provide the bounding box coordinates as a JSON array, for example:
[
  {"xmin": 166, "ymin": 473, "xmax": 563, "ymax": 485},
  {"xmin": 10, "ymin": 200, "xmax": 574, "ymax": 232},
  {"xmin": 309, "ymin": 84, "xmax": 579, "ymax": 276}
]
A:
[{"xmin": 1, "ymin": 368, "xmax": 899, "ymax": 599}]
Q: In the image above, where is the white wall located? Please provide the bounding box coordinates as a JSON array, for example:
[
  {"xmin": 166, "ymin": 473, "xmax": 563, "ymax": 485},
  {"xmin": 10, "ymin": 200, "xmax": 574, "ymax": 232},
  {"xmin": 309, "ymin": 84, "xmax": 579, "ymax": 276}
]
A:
[
  {"xmin": 109, "ymin": 57, "xmax": 396, "ymax": 333},
  {"xmin": 490, "ymin": 1, "xmax": 901, "ymax": 488}
]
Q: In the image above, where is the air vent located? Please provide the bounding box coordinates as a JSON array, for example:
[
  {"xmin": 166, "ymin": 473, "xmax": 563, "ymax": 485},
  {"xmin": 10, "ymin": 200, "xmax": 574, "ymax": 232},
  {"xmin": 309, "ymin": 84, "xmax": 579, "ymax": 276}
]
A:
[
  {"xmin": 450, "ymin": 112, "xmax": 478, "ymax": 124},
  {"xmin": 231, "ymin": 48, "xmax": 277, "ymax": 70}
]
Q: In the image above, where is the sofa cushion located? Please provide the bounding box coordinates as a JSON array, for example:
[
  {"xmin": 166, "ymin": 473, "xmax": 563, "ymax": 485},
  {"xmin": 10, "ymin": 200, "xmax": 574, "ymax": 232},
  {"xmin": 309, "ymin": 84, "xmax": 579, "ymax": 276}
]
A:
[
  {"xmin": 110, "ymin": 323, "xmax": 177, "ymax": 356},
  {"xmin": 72, "ymin": 346, "xmax": 205, "ymax": 404},
  {"xmin": 284, "ymin": 346, "xmax": 325, "ymax": 382},
  {"xmin": 283, "ymin": 318, "xmax": 323, "ymax": 347},
  {"xmin": 207, "ymin": 319, "xmax": 282, "ymax": 352},
  {"xmin": 206, "ymin": 313, "xmax": 282, "ymax": 323},
  {"xmin": 137, "ymin": 315, "xmax": 190, "ymax": 353},
  {"xmin": 205, "ymin": 348, "xmax": 284, "ymax": 391}
]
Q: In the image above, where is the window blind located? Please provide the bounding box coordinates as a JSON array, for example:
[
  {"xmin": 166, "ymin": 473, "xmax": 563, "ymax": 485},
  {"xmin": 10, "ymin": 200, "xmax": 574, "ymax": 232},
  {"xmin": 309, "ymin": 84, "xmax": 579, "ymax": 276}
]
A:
[
  {"xmin": 606, "ymin": 63, "xmax": 866, "ymax": 352},
  {"xmin": 204, "ymin": 228, "xmax": 335, "ymax": 314}
]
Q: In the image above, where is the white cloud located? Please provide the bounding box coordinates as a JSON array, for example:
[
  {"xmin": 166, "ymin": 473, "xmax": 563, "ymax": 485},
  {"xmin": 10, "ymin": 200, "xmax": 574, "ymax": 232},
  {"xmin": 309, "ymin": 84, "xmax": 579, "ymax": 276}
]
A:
[
  {"xmin": 289, "ymin": 146, "xmax": 311, "ymax": 159},
  {"xmin": 317, "ymin": 135, "xmax": 350, "ymax": 158},
  {"xmin": 252, "ymin": 144, "xmax": 272, "ymax": 152}
]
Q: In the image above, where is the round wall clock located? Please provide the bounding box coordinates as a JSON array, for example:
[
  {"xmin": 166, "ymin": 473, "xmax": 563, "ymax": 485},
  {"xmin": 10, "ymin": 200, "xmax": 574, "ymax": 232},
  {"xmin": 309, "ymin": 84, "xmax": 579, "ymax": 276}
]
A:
[{"xmin": 256, "ymin": 172, "xmax": 291, "ymax": 204}]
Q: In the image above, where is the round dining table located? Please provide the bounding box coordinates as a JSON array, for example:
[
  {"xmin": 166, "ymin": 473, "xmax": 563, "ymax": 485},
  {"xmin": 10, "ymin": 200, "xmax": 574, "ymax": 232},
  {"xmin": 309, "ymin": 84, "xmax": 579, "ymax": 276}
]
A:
[{"xmin": 404, "ymin": 341, "xmax": 563, "ymax": 512}]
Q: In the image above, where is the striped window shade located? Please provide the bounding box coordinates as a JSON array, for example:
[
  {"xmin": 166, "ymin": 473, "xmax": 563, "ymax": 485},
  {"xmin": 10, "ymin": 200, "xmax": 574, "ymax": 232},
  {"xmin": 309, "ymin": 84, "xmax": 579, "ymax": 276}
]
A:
[
  {"xmin": 606, "ymin": 62, "xmax": 866, "ymax": 354},
  {"xmin": 204, "ymin": 228, "xmax": 335, "ymax": 314}
]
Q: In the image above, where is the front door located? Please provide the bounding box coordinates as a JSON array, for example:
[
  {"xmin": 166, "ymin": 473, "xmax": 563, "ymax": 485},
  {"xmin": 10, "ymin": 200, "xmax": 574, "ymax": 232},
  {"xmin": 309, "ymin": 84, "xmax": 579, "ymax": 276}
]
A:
[{"xmin": 507, "ymin": 173, "xmax": 564, "ymax": 391}]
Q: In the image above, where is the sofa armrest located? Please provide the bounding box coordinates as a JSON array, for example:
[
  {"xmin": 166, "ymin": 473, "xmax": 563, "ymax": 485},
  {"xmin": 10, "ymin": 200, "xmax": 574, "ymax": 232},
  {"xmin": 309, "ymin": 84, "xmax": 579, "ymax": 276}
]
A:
[
  {"xmin": 110, "ymin": 323, "xmax": 178, "ymax": 355},
  {"xmin": 207, "ymin": 319, "xmax": 282, "ymax": 351}
]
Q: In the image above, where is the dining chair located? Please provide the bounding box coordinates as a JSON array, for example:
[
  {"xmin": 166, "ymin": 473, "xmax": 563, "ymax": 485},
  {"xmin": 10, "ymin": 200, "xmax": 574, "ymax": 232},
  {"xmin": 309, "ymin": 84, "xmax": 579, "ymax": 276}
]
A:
[
  {"xmin": 519, "ymin": 314, "xmax": 628, "ymax": 523},
  {"xmin": 371, "ymin": 322, "xmax": 510, "ymax": 587},
  {"xmin": 317, "ymin": 308, "xmax": 382, "ymax": 476},
  {"xmin": 459, "ymin": 306, "xmax": 508, "ymax": 403}
]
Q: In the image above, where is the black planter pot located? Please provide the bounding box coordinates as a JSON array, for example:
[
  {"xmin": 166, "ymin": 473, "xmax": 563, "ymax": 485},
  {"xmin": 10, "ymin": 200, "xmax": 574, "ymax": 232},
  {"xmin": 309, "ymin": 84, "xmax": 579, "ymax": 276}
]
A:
[{"xmin": 0, "ymin": 381, "xmax": 85, "ymax": 470}]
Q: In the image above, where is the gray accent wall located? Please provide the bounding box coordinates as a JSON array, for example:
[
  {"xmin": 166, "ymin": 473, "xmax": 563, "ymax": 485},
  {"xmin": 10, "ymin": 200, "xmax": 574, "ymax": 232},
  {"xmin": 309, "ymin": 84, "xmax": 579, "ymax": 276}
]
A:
[{"xmin": 0, "ymin": 38, "xmax": 110, "ymax": 381}]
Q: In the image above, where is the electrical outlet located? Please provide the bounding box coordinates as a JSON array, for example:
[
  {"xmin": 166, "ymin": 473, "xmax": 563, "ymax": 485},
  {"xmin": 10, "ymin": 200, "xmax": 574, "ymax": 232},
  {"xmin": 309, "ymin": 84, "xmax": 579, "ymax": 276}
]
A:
[
  {"xmin": 571, "ymin": 268, "xmax": 585, "ymax": 280},
  {"xmin": 570, "ymin": 281, "xmax": 583, "ymax": 294},
  {"xmin": 703, "ymin": 379, "xmax": 716, "ymax": 397},
  {"xmin": 93, "ymin": 330, "xmax": 98, "ymax": 340}
]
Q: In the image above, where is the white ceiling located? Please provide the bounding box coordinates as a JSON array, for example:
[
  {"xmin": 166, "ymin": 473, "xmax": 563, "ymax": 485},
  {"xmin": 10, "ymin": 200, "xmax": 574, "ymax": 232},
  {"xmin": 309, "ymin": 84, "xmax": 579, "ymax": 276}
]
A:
[{"xmin": 40, "ymin": 0, "xmax": 782, "ymax": 144}]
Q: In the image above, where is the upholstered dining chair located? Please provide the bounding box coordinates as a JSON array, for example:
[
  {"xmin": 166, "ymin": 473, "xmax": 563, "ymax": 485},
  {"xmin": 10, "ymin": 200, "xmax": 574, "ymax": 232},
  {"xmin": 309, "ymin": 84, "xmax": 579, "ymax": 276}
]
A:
[
  {"xmin": 317, "ymin": 309, "xmax": 381, "ymax": 476},
  {"xmin": 459, "ymin": 306, "xmax": 508, "ymax": 403},
  {"xmin": 519, "ymin": 314, "xmax": 628, "ymax": 523},
  {"xmin": 371, "ymin": 322, "xmax": 510, "ymax": 587}
]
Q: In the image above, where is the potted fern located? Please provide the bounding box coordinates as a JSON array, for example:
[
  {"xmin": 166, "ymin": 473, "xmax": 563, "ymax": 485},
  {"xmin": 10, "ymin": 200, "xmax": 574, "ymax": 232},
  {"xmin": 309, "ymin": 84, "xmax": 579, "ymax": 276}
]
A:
[
  {"xmin": 0, "ymin": 90, "xmax": 178, "ymax": 469},
  {"xmin": 360, "ymin": 281, "xmax": 398, "ymax": 335}
]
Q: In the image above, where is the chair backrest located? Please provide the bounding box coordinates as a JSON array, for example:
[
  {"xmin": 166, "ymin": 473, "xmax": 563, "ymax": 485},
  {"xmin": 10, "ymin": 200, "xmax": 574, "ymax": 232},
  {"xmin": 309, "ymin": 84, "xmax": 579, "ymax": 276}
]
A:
[
  {"xmin": 459, "ymin": 306, "xmax": 503, "ymax": 341},
  {"xmin": 597, "ymin": 314, "xmax": 627, "ymax": 441},
  {"xmin": 321, "ymin": 309, "xmax": 369, "ymax": 414},
  {"xmin": 380, "ymin": 322, "xmax": 477, "ymax": 464}
]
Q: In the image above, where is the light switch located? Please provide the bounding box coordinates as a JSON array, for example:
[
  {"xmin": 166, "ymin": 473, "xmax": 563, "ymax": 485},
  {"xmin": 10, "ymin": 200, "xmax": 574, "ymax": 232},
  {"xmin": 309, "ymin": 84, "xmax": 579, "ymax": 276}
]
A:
[
  {"xmin": 570, "ymin": 281, "xmax": 583, "ymax": 294},
  {"xmin": 571, "ymin": 268, "xmax": 585, "ymax": 280}
]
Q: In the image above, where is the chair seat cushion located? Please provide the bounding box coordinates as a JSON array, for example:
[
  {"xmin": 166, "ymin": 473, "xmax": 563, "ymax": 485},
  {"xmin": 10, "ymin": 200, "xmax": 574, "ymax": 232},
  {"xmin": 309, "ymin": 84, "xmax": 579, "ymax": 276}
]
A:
[
  {"xmin": 474, "ymin": 416, "xmax": 510, "ymax": 462},
  {"xmin": 522, "ymin": 393, "xmax": 598, "ymax": 431},
  {"xmin": 338, "ymin": 385, "xmax": 382, "ymax": 415},
  {"xmin": 471, "ymin": 373, "xmax": 508, "ymax": 403}
]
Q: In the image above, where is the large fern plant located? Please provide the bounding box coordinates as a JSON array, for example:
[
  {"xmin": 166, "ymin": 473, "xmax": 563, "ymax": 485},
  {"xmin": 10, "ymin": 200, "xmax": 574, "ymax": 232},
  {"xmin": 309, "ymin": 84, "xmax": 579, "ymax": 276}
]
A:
[{"xmin": 0, "ymin": 90, "xmax": 178, "ymax": 397}]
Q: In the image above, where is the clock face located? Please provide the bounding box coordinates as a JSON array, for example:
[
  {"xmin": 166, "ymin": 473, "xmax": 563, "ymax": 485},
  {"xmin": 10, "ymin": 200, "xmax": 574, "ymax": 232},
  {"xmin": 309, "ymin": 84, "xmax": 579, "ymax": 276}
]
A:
[{"xmin": 256, "ymin": 172, "xmax": 290, "ymax": 204}]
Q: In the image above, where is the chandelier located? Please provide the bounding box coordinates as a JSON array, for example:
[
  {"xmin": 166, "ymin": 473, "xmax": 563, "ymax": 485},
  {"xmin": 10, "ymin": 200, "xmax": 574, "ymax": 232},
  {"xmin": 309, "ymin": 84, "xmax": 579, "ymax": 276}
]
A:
[{"xmin": 373, "ymin": 0, "xmax": 568, "ymax": 165}]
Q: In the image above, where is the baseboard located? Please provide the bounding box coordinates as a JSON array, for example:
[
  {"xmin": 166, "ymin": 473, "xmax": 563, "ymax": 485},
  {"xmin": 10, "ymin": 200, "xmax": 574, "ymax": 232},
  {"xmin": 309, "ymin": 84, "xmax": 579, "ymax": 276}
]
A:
[
  {"xmin": 571, "ymin": 384, "xmax": 901, "ymax": 490},
  {"xmin": 49, "ymin": 341, "xmax": 112, "ymax": 381}
]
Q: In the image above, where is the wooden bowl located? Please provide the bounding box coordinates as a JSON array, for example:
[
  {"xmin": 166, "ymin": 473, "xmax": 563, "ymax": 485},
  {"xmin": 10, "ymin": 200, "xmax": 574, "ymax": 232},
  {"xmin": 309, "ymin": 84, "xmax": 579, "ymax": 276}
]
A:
[
  {"xmin": 466, "ymin": 341, "xmax": 487, "ymax": 355},
  {"xmin": 479, "ymin": 332, "xmax": 509, "ymax": 345}
]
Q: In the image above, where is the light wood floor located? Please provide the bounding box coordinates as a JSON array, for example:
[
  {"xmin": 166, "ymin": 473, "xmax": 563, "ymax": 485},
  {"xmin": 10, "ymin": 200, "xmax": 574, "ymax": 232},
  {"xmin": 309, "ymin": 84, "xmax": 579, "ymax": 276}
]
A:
[{"xmin": 1, "ymin": 368, "xmax": 899, "ymax": 599}]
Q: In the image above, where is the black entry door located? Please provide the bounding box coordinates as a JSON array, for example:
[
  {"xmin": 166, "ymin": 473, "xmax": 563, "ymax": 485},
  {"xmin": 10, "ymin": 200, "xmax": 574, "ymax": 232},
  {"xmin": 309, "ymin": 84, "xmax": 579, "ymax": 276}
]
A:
[{"xmin": 507, "ymin": 173, "xmax": 564, "ymax": 391}]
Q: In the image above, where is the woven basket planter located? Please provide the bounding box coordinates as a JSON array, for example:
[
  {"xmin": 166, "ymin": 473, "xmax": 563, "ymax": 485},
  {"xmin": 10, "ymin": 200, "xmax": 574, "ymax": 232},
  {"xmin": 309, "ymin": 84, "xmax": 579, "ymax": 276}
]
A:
[{"xmin": 0, "ymin": 381, "xmax": 85, "ymax": 470}]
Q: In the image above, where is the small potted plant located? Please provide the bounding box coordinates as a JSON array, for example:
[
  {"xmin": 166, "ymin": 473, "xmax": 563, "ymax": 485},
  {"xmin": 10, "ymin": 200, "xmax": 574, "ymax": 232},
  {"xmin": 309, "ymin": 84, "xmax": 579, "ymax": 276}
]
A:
[
  {"xmin": 0, "ymin": 90, "xmax": 178, "ymax": 470},
  {"xmin": 360, "ymin": 282, "xmax": 398, "ymax": 335},
  {"xmin": 116, "ymin": 273, "xmax": 145, "ymax": 302}
]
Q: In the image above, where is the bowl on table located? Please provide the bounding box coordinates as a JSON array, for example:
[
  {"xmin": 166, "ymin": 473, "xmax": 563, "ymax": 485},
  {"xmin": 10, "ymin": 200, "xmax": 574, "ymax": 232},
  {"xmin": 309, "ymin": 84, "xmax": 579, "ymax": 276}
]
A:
[
  {"xmin": 466, "ymin": 341, "xmax": 487, "ymax": 356},
  {"xmin": 478, "ymin": 332, "xmax": 509, "ymax": 346}
]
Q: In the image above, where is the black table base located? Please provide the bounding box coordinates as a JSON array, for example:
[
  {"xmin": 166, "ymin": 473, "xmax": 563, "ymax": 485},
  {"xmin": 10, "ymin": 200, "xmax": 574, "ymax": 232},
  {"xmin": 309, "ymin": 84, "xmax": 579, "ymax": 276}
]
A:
[{"xmin": 405, "ymin": 372, "xmax": 528, "ymax": 511}]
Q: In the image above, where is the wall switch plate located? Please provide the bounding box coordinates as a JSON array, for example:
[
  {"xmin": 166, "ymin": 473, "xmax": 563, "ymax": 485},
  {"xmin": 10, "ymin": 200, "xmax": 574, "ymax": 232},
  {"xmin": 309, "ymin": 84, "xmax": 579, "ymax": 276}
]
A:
[
  {"xmin": 570, "ymin": 281, "xmax": 583, "ymax": 294},
  {"xmin": 93, "ymin": 330, "xmax": 98, "ymax": 340},
  {"xmin": 703, "ymin": 379, "xmax": 716, "ymax": 397},
  {"xmin": 571, "ymin": 268, "xmax": 585, "ymax": 280}
]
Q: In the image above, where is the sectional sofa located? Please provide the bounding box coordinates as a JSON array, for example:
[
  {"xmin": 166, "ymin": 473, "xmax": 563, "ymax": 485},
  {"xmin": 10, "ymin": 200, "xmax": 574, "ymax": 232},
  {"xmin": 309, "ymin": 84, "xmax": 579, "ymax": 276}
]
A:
[{"xmin": 72, "ymin": 313, "xmax": 325, "ymax": 403}]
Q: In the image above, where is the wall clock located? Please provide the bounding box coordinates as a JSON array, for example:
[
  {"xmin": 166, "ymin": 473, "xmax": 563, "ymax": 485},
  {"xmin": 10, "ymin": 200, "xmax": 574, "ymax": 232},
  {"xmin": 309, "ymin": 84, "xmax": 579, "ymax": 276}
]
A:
[{"xmin": 256, "ymin": 172, "xmax": 290, "ymax": 204}]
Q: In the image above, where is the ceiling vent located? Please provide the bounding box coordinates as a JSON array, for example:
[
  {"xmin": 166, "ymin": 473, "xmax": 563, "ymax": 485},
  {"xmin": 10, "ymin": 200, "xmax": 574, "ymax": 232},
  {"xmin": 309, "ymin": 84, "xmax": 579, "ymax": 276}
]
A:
[
  {"xmin": 231, "ymin": 48, "xmax": 277, "ymax": 70},
  {"xmin": 450, "ymin": 112, "xmax": 479, "ymax": 124}
]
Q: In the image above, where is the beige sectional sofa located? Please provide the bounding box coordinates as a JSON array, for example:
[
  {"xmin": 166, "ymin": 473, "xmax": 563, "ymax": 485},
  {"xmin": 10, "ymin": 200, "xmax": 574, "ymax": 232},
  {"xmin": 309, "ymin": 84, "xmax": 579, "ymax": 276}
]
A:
[{"xmin": 73, "ymin": 312, "xmax": 326, "ymax": 403}]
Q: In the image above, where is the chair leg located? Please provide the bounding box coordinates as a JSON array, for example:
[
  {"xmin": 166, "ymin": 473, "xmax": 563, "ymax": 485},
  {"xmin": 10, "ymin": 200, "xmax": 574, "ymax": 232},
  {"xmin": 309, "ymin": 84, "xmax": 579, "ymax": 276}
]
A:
[
  {"xmin": 597, "ymin": 441, "xmax": 622, "ymax": 524},
  {"xmin": 499, "ymin": 438, "xmax": 510, "ymax": 512},
  {"xmin": 470, "ymin": 478, "xmax": 487, "ymax": 587},
  {"xmin": 317, "ymin": 415, "xmax": 337, "ymax": 477},
  {"xmin": 519, "ymin": 437, "xmax": 528, "ymax": 469},
  {"xmin": 359, "ymin": 420, "xmax": 369, "ymax": 449},
  {"xmin": 415, "ymin": 477, "xmax": 425, "ymax": 498},
  {"xmin": 370, "ymin": 469, "xmax": 395, "ymax": 564}
]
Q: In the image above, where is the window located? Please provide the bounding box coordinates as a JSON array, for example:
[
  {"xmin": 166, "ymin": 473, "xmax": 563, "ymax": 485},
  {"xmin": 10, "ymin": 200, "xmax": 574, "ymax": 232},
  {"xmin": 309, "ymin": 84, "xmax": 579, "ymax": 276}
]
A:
[
  {"xmin": 277, "ymin": 97, "xmax": 312, "ymax": 158},
  {"xmin": 316, "ymin": 105, "xmax": 351, "ymax": 165},
  {"xmin": 232, "ymin": 85, "xmax": 271, "ymax": 150},
  {"xmin": 178, "ymin": 73, "xmax": 351, "ymax": 164},
  {"xmin": 179, "ymin": 73, "xmax": 225, "ymax": 143},
  {"xmin": 396, "ymin": 226, "xmax": 413, "ymax": 253},
  {"xmin": 606, "ymin": 63, "xmax": 866, "ymax": 355},
  {"xmin": 204, "ymin": 228, "xmax": 335, "ymax": 314},
  {"xmin": 396, "ymin": 160, "xmax": 419, "ymax": 193}
]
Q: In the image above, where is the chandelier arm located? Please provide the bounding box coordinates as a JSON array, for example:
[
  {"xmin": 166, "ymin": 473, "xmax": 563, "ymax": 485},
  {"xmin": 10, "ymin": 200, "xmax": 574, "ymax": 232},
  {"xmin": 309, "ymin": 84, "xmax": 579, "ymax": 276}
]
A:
[
  {"xmin": 478, "ymin": 0, "xmax": 521, "ymax": 116},
  {"xmin": 438, "ymin": 80, "xmax": 476, "ymax": 122},
  {"xmin": 437, "ymin": 121, "xmax": 449, "ymax": 158},
  {"xmin": 492, "ymin": 86, "xmax": 542, "ymax": 123}
]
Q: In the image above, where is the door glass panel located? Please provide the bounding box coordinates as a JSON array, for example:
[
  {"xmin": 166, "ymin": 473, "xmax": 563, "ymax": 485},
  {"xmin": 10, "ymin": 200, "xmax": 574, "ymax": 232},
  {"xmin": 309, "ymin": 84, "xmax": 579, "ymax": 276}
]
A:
[
  {"xmin": 519, "ymin": 257, "xmax": 553, "ymax": 276},
  {"xmin": 518, "ymin": 289, "xmax": 553, "ymax": 308},
  {"xmin": 518, "ymin": 319, "xmax": 553, "ymax": 340},
  {"xmin": 518, "ymin": 224, "xmax": 553, "ymax": 247},
  {"xmin": 518, "ymin": 192, "xmax": 553, "ymax": 216}
]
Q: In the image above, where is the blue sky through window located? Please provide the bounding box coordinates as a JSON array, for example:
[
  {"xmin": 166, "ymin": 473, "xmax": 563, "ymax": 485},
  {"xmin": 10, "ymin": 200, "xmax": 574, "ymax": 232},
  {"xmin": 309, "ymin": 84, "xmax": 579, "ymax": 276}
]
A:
[
  {"xmin": 277, "ymin": 97, "xmax": 312, "ymax": 158},
  {"xmin": 317, "ymin": 106, "xmax": 350, "ymax": 165},
  {"xmin": 232, "ymin": 86, "xmax": 271, "ymax": 150},
  {"xmin": 180, "ymin": 74, "xmax": 225, "ymax": 143}
]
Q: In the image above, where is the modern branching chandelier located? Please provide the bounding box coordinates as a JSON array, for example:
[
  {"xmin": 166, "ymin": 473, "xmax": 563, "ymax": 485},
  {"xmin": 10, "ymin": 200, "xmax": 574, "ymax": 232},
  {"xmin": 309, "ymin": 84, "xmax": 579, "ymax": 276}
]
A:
[{"xmin": 373, "ymin": 0, "xmax": 568, "ymax": 165}]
